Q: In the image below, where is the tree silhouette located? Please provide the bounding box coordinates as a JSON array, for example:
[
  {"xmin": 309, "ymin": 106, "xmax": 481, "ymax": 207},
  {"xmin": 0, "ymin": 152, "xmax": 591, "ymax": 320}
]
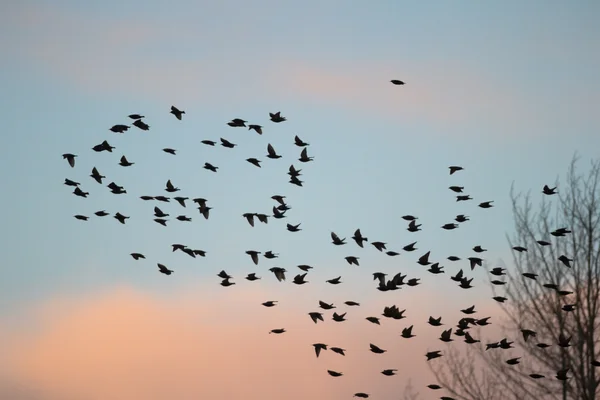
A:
[{"xmin": 429, "ymin": 154, "xmax": 600, "ymax": 400}]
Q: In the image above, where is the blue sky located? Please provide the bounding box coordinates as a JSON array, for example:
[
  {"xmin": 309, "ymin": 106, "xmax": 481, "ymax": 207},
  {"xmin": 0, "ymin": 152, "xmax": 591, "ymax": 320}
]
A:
[{"xmin": 0, "ymin": 1, "xmax": 599, "ymax": 398}]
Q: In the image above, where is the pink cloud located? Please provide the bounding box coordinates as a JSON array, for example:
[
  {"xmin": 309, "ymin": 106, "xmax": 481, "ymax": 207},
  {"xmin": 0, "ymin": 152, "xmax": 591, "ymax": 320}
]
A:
[
  {"xmin": 0, "ymin": 283, "xmax": 512, "ymax": 400},
  {"xmin": 261, "ymin": 60, "xmax": 536, "ymax": 130}
]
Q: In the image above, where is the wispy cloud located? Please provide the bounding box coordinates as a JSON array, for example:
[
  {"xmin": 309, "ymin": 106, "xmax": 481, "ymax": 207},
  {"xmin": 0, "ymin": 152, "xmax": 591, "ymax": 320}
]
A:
[{"xmin": 5, "ymin": 4, "xmax": 551, "ymax": 131}]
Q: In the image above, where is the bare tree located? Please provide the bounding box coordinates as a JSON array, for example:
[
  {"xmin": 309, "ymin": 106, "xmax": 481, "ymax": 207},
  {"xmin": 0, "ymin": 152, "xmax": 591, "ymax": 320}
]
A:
[
  {"xmin": 428, "ymin": 155, "xmax": 600, "ymax": 400},
  {"xmin": 401, "ymin": 378, "xmax": 421, "ymax": 400}
]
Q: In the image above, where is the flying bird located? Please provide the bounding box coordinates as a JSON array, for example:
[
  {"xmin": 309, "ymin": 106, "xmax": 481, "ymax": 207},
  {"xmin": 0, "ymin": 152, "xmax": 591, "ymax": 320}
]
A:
[
  {"xmin": 266, "ymin": 143, "xmax": 282, "ymax": 159},
  {"xmin": 170, "ymin": 106, "xmax": 185, "ymax": 120},
  {"xmin": 62, "ymin": 153, "xmax": 77, "ymax": 168},
  {"xmin": 119, "ymin": 155, "xmax": 134, "ymax": 167},
  {"xmin": 449, "ymin": 166, "xmax": 464, "ymax": 175},
  {"xmin": 543, "ymin": 185, "xmax": 557, "ymax": 195},
  {"xmin": 331, "ymin": 232, "xmax": 346, "ymax": 245},
  {"xmin": 294, "ymin": 135, "xmax": 309, "ymax": 147},
  {"xmin": 246, "ymin": 158, "xmax": 261, "ymax": 168},
  {"xmin": 298, "ymin": 148, "xmax": 314, "ymax": 162},
  {"xmin": 157, "ymin": 263, "xmax": 173, "ymax": 275},
  {"xmin": 269, "ymin": 111, "xmax": 286, "ymax": 123},
  {"xmin": 248, "ymin": 124, "xmax": 263, "ymax": 134},
  {"xmin": 132, "ymin": 119, "xmax": 149, "ymax": 130},
  {"xmin": 227, "ymin": 118, "xmax": 246, "ymax": 127},
  {"xmin": 109, "ymin": 124, "xmax": 129, "ymax": 133},
  {"xmin": 220, "ymin": 138, "xmax": 237, "ymax": 148}
]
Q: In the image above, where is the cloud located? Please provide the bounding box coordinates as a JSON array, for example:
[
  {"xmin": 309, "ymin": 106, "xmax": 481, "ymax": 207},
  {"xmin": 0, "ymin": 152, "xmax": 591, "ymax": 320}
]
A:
[
  {"xmin": 261, "ymin": 59, "xmax": 542, "ymax": 130},
  {"xmin": 5, "ymin": 4, "xmax": 543, "ymax": 130},
  {"xmin": 0, "ymin": 282, "xmax": 512, "ymax": 400}
]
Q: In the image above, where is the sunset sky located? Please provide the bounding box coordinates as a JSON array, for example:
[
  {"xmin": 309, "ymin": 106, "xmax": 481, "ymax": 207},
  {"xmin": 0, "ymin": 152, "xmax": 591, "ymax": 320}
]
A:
[{"xmin": 1, "ymin": 1, "xmax": 599, "ymax": 399}]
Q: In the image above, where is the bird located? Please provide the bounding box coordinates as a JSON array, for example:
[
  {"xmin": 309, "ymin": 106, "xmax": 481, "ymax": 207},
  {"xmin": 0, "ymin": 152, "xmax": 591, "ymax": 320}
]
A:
[
  {"xmin": 248, "ymin": 124, "xmax": 263, "ymax": 134},
  {"xmin": 90, "ymin": 167, "xmax": 105, "ymax": 184},
  {"xmin": 401, "ymin": 325, "xmax": 415, "ymax": 338},
  {"xmin": 326, "ymin": 276, "xmax": 342, "ymax": 285},
  {"xmin": 369, "ymin": 343, "xmax": 386, "ymax": 354},
  {"xmin": 371, "ymin": 241, "xmax": 386, "ymax": 251},
  {"xmin": 543, "ymin": 185, "xmax": 557, "ymax": 195},
  {"xmin": 163, "ymin": 148, "xmax": 177, "ymax": 155},
  {"xmin": 246, "ymin": 250, "xmax": 260, "ymax": 265},
  {"xmin": 287, "ymin": 223, "xmax": 301, "ymax": 232},
  {"xmin": 170, "ymin": 106, "xmax": 185, "ymax": 120},
  {"xmin": 417, "ymin": 251, "xmax": 431, "ymax": 265},
  {"xmin": 479, "ymin": 201, "xmax": 494, "ymax": 208},
  {"xmin": 294, "ymin": 135, "xmax": 309, "ymax": 147},
  {"xmin": 309, "ymin": 312, "xmax": 324, "ymax": 324},
  {"xmin": 298, "ymin": 148, "xmax": 314, "ymax": 162},
  {"xmin": 92, "ymin": 140, "xmax": 114, "ymax": 152},
  {"xmin": 73, "ymin": 187, "xmax": 88, "ymax": 198},
  {"xmin": 220, "ymin": 138, "xmax": 237, "ymax": 148},
  {"xmin": 165, "ymin": 179, "xmax": 179, "ymax": 193},
  {"xmin": 269, "ymin": 111, "xmax": 286, "ymax": 123},
  {"xmin": 390, "ymin": 79, "xmax": 405, "ymax": 85},
  {"xmin": 157, "ymin": 263, "xmax": 173, "ymax": 275},
  {"xmin": 114, "ymin": 212, "xmax": 129, "ymax": 224},
  {"xmin": 331, "ymin": 232, "xmax": 346, "ymax": 245},
  {"xmin": 128, "ymin": 114, "xmax": 144, "ymax": 120},
  {"xmin": 352, "ymin": 229, "xmax": 368, "ymax": 247},
  {"xmin": 455, "ymin": 215, "xmax": 469, "ymax": 223},
  {"xmin": 442, "ymin": 223, "xmax": 458, "ymax": 230},
  {"xmin": 407, "ymin": 220, "xmax": 422, "ymax": 232},
  {"xmin": 173, "ymin": 197, "xmax": 188, "ymax": 207},
  {"xmin": 330, "ymin": 347, "xmax": 345, "ymax": 356},
  {"xmin": 425, "ymin": 351, "xmax": 442, "ymax": 361},
  {"xmin": 62, "ymin": 153, "xmax": 77, "ymax": 168},
  {"xmin": 227, "ymin": 118, "xmax": 246, "ymax": 127},
  {"xmin": 345, "ymin": 256, "xmax": 359, "ymax": 265},
  {"xmin": 313, "ymin": 343, "xmax": 327, "ymax": 357},
  {"xmin": 403, "ymin": 242, "xmax": 417, "ymax": 251},
  {"xmin": 132, "ymin": 119, "xmax": 149, "ymax": 130},
  {"xmin": 449, "ymin": 166, "xmax": 464, "ymax": 175},
  {"xmin": 246, "ymin": 158, "xmax": 261, "ymax": 168},
  {"xmin": 109, "ymin": 124, "xmax": 129, "ymax": 133},
  {"xmin": 119, "ymin": 155, "xmax": 134, "ymax": 167},
  {"xmin": 264, "ymin": 251, "xmax": 278, "ymax": 259},
  {"xmin": 269, "ymin": 267, "xmax": 286, "ymax": 282},
  {"xmin": 293, "ymin": 273, "xmax": 308, "ymax": 285},
  {"xmin": 64, "ymin": 178, "xmax": 79, "ymax": 187},
  {"xmin": 266, "ymin": 143, "xmax": 281, "ymax": 159},
  {"xmin": 558, "ymin": 255, "xmax": 573, "ymax": 268},
  {"xmin": 203, "ymin": 163, "xmax": 218, "ymax": 172}
]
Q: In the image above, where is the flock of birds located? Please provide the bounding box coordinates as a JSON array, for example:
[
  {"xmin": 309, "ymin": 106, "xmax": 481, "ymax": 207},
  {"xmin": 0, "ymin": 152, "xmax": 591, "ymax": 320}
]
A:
[{"xmin": 62, "ymin": 80, "xmax": 583, "ymax": 399}]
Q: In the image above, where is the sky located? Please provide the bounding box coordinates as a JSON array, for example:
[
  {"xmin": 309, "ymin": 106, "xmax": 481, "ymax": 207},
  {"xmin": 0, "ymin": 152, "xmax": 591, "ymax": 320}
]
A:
[{"xmin": 0, "ymin": 1, "xmax": 599, "ymax": 399}]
